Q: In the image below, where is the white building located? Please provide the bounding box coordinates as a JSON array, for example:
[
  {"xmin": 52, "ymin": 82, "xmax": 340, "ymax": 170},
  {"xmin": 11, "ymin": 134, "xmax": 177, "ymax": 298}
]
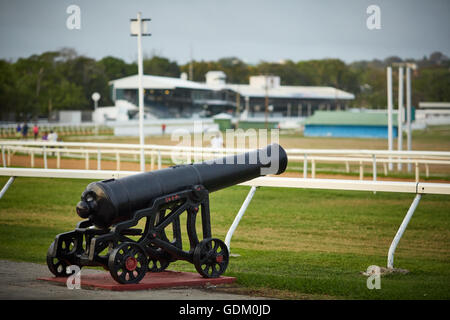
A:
[{"xmin": 108, "ymin": 72, "xmax": 355, "ymax": 119}]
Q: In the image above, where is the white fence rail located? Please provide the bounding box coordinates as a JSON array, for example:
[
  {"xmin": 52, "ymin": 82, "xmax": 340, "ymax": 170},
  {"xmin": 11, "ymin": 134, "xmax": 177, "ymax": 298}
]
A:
[{"xmin": 2, "ymin": 140, "xmax": 450, "ymax": 182}]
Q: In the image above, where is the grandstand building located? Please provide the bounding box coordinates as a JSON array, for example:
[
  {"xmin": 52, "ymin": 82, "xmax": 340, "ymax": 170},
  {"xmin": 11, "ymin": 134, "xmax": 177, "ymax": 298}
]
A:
[{"xmin": 108, "ymin": 71, "xmax": 355, "ymax": 119}]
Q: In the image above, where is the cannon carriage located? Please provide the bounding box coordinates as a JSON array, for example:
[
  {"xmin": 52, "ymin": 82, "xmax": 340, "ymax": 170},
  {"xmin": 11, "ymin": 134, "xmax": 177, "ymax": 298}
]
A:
[{"xmin": 47, "ymin": 144, "xmax": 288, "ymax": 284}]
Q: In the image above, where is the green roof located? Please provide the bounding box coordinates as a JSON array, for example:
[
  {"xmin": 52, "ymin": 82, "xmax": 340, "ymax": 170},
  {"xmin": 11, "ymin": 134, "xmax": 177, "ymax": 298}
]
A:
[{"xmin": 305, "ymin": 111, "xmax": 398, "ymax": 126}]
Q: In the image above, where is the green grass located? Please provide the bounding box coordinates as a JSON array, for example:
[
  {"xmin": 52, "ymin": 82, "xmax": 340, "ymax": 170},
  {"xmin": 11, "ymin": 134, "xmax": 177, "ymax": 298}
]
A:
[{"xmin": 0, "ymin": 177, "xmax": 449, "ymax": 299}]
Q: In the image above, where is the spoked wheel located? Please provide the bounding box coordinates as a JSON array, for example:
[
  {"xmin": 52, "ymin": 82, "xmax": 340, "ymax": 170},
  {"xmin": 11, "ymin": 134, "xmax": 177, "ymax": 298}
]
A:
[
  {"xmin": 108, "ymin": 242, "xmax": 148, "ymax": 284},
  {"xmin": 46, "ymin": 240, "xmax": 71, "ymax": 277},
  {"xmin": 193, "ymin": 238, "xmax": 229, "ymax": 278}
]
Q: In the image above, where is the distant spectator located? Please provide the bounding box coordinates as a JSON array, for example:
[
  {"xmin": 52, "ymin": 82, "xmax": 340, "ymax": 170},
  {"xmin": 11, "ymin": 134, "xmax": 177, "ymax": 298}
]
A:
[
  {"xmin": 48, "ymin": 130, "xmax": 58, "ymax": 142},
  {"xmin": 33, "ymin": 124, "xmax": 39, "ymax": 140},
  {"xmin": 42, "ymin": 131, "xmax": 48, "ymax": 141},
  {"xmin": 22, "ymin": 122, "xmax": 29, "ymax": 139},
  {"xmin": 210, "ymin": 133, "xmax": 223, "ymax": 149},
  {"xmin": 16, "ymin": 123, "xmax": 21, "ymax": 137},
  {"xmin": 162, "ymin": 123, "xmax": 166, "ymax": 135}
]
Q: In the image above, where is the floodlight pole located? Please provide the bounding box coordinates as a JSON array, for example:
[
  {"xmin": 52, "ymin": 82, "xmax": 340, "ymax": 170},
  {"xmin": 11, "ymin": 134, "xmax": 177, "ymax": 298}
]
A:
[
  {"xmin": 137, "ymin": 12, "xmax": 145, "ymax": 172},
  {"xmin": 406, "ymin": 66, "xmax": 412, "ymax": 172},
  {"xmin": 264, "ymin": 77, "xmax": 269, "ymax": 129},
  {"xmin": 397, "ymin": 67, "xmax": 404, "ymax": 170},
  {"xmin": 131, "ymin": 12, "xmax": 151, "ymax": 172},
  {"xmin": 387, "ymin": 67, "xmax": 393, "ymax": 170}
]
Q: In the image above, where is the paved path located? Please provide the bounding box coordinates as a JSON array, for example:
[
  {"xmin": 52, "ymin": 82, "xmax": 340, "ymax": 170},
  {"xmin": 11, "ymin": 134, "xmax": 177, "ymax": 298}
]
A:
[{"xmin": 0, "ymin": 260, "xmax": 264, "ymax": 300}]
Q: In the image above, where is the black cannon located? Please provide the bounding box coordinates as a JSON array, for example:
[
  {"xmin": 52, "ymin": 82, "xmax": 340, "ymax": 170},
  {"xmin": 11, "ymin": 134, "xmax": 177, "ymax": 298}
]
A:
[{"xmin": 47, "ymin": 144, "xmax": 288, "ymax": 284}]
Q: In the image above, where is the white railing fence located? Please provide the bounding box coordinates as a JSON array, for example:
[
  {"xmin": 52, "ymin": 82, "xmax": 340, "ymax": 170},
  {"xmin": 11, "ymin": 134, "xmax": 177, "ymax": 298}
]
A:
[{"xmin": 1, "ymin": 140, "xmax": 450, "ymax": 182}]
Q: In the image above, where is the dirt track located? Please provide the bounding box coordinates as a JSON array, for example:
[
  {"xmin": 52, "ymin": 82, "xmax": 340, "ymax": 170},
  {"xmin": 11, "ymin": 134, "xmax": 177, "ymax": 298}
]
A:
[{"xmin": 0, "ymin": 260, "xmax": 266, "ymax": 300}]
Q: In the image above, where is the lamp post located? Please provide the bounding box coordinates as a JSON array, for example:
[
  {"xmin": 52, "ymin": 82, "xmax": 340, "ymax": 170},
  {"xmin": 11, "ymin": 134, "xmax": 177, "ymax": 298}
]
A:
[
  {"xmin": 397, "ymin": 67, "xmax": 403, "ymax": 170},
  {"xmin": 91, "ymin": 92, "xmax": 100, "ymax": 136},
  {"xmin": 406, "ymin": 66, "xmax": 412, "ymax": 172},
  {"xmin": 130, "ymin": 12, "xmax": 151, "ymax": 172},
  {"xmin": 387, "ymin": 67, "xmax": 393, "ymax": 170},
  {"xmin": 91, "ymin": 92, "xmax": 100, "ymax": 110}
]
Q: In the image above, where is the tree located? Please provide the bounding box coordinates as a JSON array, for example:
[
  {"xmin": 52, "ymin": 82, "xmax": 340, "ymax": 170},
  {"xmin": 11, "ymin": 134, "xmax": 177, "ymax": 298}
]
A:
[
  {"xmin": 414, "ymin": 67, "xmax": 450, "ymax": 103},
  {"xmin": 180, "ymin": 60, "xmax": 219, "ymax": 82},
  {"xmin": 143, "ymin": 55, "xmax": 180, "ymax": 77},
  {"xmin": 0, "ymin": 60, "xmax": 19, "ymax": 117},
  {"xmin": 98, "ymin": 56, "xmax": 137, "ymax": 80},
  {"xmin": 2, "ymin": 49, "xmax": 450, "ymax": 120}
]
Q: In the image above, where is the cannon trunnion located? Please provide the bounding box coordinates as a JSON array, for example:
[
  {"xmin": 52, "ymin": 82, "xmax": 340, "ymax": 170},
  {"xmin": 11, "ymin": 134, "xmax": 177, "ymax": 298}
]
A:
[{"xmin": 47, "ymin": 144, "xmax": 288, "ymax": 284}]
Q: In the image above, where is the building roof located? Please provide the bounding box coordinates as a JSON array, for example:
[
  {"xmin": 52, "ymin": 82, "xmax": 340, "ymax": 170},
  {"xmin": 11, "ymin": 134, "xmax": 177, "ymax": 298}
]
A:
[
  {"xmin": 109, "ymin": 74, "xmax": 210, "ymax": 90},
  {"xmin": 110, "ymin": 74, "xmax": 355, "ymax": 100},
  {"xmin": 305, "ymin": 111, "xmax": 398, "ymax": 126},
  {"xmin": 221, "ymin": 83, "xmax": 354, "ymax": 100},
  {"xmin": 418, "ymin": 102, "xmax": 450, "ymax": 109}
]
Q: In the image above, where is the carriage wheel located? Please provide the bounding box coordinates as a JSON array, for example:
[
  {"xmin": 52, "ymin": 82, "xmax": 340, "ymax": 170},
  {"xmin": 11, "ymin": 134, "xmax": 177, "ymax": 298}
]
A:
[
  {"xmin": 46, "ymin": 240, "xmax": 71, "ymax": 277},
  {"xmin": 108, "ymin": 242, "xmax": 148, "ymax": 284},
  {"xmin": 193, "ymin": 238, "xmax": 229, "ymax": 278}
]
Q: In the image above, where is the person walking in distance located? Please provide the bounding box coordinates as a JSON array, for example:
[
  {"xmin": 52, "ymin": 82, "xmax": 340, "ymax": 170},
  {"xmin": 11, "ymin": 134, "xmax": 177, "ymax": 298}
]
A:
[
  {"xmin": 33, "ymin": 124, "xmax": 39, "ymax": 140},
  {"xmin": 16, "ymin": 123, "xmax": 21, "ymax": 138},
  {"xmin": 22, "ymin": 122, "xmax": 29, "ymax": 139}
]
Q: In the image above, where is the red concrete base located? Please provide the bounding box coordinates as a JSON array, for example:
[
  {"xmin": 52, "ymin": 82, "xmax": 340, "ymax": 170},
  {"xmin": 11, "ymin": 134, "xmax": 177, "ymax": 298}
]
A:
[{"xmin": 38, "ymin": 270, "xmax": 236, "ymax": 291}]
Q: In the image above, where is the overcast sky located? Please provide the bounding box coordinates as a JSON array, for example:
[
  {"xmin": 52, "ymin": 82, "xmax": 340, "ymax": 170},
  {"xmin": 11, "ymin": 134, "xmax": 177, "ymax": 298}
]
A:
[{"xmin": 0, "ymin": 0, "xmax": 449, "ymax": 64}]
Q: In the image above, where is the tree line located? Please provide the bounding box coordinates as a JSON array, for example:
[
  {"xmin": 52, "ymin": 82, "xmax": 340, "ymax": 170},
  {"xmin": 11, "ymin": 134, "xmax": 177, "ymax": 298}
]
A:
[{"xmin": 1, "ymin": 48, "xmax": 449, "ymax": 120}]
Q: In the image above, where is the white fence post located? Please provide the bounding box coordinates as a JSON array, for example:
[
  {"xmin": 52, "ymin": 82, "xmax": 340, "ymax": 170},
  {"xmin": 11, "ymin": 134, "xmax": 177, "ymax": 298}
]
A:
[
  {"xmin": 1, "ymin": 145, "xmax": 5, "ymax": 168},
  {"xmin": 97, "ymin": 149, "xmax": 101, "ymax": 170},
  {"xmin": 225, "ymin": 186, "xmax": 258, "ymax": 252},
  {"xmin": 359, "ymin": 161, "xmax": 364, "ymax": 180},
  {"xmin": 158, "ymin": 151, "xmax": 161, "ymax": 170},
  {"xmin": 311, "ymin": 159, "xmax": 316, "ymax": 179},
  {"xmin": 85, "ymin": 152, "xmax": 89, "ymax": 170},
  {"xmin": 372, "ymin": 154, "xmax": 377, "ymax": 182},
  {"xmin": 0, "ymin": 176, "xmax": 15, "ymax": 199},
  {"xmin": 151, "ymin": 152, "xmax": 155, "ymax": 171},
  {"xmin": 116, "ymin": 152, "xmax": 120, "ymax": 171},
  {"xmin": 303, "ymin": 154, "xmax": 308, "ymax": 178},
  {"xmin": 415, "ymin": 162, "xmax": 419, "ymax": 183},
  {"xmin": 387, "ymin": 194, "xmax": 422, "ymax": 269},
  {"xmin": 56, "ymin": 151, "xmax": 61, "ymax": 169},
  {"xmin": 43, "ymin": 146, "xmax": 47, "ymax": 169}
]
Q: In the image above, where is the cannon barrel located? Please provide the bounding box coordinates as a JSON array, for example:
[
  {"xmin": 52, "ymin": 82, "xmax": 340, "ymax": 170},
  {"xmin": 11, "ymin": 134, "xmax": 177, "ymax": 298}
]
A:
[{"xmin": 76, "ymin": 143, "xmax": 288, "ymax": 228}]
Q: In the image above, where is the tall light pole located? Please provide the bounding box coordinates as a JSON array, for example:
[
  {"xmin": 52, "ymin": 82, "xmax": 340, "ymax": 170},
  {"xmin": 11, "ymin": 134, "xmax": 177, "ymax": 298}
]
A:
[
  {"xmin": 387, "ymin": 66, "xmax": 393, "ymax": 170},
  {"xmin": 406, "ymin": 66, "xmax": 412, "ymax": 172},
  {"xmin": 130, "ymin": 13, "xmax": 151, "ymax": 172},
  {"xmin": 397, "ymin": 67, "xmax": 403, "ymax": 170}
]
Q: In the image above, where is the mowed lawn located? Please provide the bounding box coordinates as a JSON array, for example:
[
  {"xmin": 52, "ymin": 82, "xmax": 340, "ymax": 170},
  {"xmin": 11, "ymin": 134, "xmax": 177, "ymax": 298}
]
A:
[{"xmin": 0, "ymin": 176, "xmax": 449, "ymax": 299}]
